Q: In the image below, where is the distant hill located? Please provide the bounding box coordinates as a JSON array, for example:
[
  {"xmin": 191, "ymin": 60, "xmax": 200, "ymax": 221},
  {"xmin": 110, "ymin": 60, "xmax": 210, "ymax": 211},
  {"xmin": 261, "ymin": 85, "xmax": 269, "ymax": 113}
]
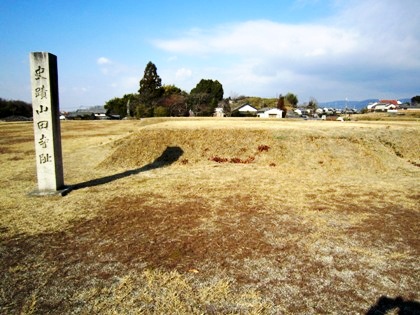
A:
[{"xmin": 319, "ymin": 98, "xmax": 411, "ymax": 110}]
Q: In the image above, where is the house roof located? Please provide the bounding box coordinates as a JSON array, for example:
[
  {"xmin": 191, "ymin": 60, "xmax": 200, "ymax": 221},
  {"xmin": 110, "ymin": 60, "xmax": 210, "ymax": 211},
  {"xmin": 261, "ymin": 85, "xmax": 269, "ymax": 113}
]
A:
[
  {"xmin": 380, "ymin": 100, "xmax": 399, "ymax": 106},
  {"xmin": 67, "ymin": 111, "xmax": 95, "ymax": 118},
  {"xmin": 76, "ymin": 106, "xmax": 107, "ymax": 114},
  {"xmin": 257, "ymin": 107, "xmax": 271, "ymax": 112},
  {"xmin": 232, "ymin": 103, "xmax": 258, "ymax": 112},
  {"xmin": 257, "ymin": 107, "xmax": 282, "ymax": 113}
]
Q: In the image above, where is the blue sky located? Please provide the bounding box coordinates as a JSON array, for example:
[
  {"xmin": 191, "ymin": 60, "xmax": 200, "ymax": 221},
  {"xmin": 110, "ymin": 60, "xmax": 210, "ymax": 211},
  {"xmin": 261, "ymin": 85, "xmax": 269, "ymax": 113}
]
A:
[{"xmin": 1, "ymin": 0, "xmax": 419, "ymax": 110}]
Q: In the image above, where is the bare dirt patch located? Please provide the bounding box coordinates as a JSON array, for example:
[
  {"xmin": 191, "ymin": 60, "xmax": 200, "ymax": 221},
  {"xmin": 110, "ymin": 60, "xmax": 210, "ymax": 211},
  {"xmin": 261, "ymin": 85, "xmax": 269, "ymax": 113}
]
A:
[{"xmin": 1, "ymin": 189, "xmax": 419, "ymax": 313}]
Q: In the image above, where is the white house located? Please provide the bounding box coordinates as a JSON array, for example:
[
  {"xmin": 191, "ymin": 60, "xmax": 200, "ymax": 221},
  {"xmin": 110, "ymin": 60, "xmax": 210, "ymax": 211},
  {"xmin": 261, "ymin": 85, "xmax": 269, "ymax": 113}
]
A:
[
  {"xmin": 367, "ymin": 102, "xmax": 379, "ymax": 111},
  {"xmin": 257, "ymin": 108, "xmax": 283, "ymax": 118},
  {"xmin": 232, "ymin": 103, "xmax": 258, "ymax": 116},
  {"xmin": 370, "ymin": 103, "xmax": 397, "ymax": 112}
]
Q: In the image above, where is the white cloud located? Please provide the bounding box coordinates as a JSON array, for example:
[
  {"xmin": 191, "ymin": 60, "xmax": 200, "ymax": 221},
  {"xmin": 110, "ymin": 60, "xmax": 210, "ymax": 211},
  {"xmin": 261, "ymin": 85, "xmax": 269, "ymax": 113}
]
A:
[
  {"xmin": 154, "ymin": 20, "xmax": 359, "ymax": 60},
  {"xmin": 97, "ymin": 57, "xmax": 112, "ymax": 65},
  {"xmin": 153, "ymin": 0, "xmax": 420, "ymax": 101}
]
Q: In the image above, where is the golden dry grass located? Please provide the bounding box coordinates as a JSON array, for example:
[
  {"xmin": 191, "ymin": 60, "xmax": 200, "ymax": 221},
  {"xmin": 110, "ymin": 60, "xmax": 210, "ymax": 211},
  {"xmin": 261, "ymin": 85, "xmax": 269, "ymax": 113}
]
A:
[
  {"xmin": 0, "ymin": 118, "xmax": 419, "ymax": 314},
  {"xmin": 353, "ymin": 110, "xmax": 420, "ymax": 121}
]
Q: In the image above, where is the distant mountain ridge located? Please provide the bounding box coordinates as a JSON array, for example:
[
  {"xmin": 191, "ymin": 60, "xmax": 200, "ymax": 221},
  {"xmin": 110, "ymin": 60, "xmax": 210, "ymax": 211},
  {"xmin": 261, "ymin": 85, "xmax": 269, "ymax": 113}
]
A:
[{"xmin": 319, "ymin": 98, "xmax": 411, "ymax": 110}]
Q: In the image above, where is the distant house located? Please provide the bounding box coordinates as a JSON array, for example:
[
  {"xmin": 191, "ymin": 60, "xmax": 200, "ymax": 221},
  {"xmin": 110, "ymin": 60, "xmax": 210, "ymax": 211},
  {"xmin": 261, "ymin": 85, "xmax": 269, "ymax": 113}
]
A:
[
  {"xmin": 257, "ymin": 108, "xmax": 283, "ymax": 118},
  {"xmin": 66, "ymin": 106, "xmax": 118, "ymax": 120},
  {"xmin": 231, "ymin": 103, "xmax": 258, "ymax": 117},
  {"xmin": 367, "ymin": 102, "xmax": 378, "ymax": 111},
  {"xmin": 294, "ymin": 108, "xmax": 311, "ymax": 116},
  {"xmin": 368, "ymin": 103, "xmax": 397, "ymax": 112},
  {"xmin": 87, "ymin": 106, "xmax": 108, "ymax": 119},
  {"xmin": 66, "ymin": 110, "xmax": 96, "ymax": 120},
  {"xmin": 380, "ymin": 100, "xmax": 400, "ymax": 106}
]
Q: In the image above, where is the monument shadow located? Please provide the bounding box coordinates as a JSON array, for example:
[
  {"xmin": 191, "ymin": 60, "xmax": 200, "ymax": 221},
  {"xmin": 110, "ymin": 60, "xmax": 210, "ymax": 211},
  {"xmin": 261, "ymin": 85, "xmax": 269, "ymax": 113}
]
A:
[
  {"xmin": 366, "ymin": 296, "xmax": 420, "ymax": 315},
  {"xmin": 70, "ymin": 146, "xmax": 183, "ymax": 192}
]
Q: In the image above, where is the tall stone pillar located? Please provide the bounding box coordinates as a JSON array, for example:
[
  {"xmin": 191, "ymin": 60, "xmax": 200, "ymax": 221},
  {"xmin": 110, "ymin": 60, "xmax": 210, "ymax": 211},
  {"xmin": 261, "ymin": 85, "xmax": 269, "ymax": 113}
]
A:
[{"xmin": 29, "ymin": 52, "xmax": 68, "ymax": 195}]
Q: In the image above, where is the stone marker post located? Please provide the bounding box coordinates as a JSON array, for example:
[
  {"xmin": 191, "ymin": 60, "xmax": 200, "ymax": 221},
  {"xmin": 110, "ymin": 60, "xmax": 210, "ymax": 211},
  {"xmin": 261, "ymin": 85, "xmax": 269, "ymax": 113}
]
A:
[{"xmin": 29, "ymin": 52, "xmax": 68, "ymax": 195}]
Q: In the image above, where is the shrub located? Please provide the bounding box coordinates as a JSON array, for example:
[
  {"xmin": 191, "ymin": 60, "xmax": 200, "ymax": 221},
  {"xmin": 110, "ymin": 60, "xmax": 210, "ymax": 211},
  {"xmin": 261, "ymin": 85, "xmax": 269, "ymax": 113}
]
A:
[
  {"xmin": 258, "ymin": 145, "xmax": 270, "ymax": 152},
  {"xmin": 209, "ymin": 156, "xmax": 228, "ymax": 163}
]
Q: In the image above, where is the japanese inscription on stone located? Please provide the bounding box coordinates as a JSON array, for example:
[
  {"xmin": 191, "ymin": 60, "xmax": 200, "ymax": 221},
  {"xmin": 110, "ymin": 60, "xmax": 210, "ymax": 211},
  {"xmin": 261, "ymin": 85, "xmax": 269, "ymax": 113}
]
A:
[{"xmin": 30, "ymin": 52, "xmax": 65, "ymax": 192}]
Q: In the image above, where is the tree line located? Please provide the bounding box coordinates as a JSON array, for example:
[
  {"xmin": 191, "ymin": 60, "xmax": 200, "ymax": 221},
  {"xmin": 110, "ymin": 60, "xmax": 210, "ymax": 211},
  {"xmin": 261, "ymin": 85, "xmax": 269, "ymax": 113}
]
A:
[
  {"xmin": 105, "ymin": 62, "xmax": 225, "ymax": 118},
  {"xmin": 0, "ymin": 98, "xmax": 32, "ymax": 118},
  {"xmin": 8, "ymin": 61, "xmax": 418, "ymax": 119},
  {"xmin": 105, "ymin": 61, "xmax": 300, "ymax": 118},
  {"xmin": 0, "ymin": 62, "xmax": 302, "ymax": 120}
]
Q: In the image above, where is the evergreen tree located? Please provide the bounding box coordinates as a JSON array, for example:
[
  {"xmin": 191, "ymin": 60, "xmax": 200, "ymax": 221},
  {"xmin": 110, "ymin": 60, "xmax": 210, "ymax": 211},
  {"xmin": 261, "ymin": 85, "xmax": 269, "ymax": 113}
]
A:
[
  {"xmin": 285, "ymin": 92, "xmax": 298, "ymax": 108},
  {"xmin": 189, "ymin": 79, "xmax": 223, "ymax": 116},
  {"xmin": 411, "ymin": 95, "xmax": 420, "ymax": 106},
  {"xmin": 138, "ymin": 61, "xmax": 163, "ymax": 117}
]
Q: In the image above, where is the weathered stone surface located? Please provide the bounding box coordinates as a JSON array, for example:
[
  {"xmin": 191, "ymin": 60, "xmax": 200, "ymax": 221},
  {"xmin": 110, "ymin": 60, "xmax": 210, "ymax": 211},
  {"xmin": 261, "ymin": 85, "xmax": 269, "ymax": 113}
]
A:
[{"xmin": 29, "ymin": 52, "xmax": 65, "ymax": 193}]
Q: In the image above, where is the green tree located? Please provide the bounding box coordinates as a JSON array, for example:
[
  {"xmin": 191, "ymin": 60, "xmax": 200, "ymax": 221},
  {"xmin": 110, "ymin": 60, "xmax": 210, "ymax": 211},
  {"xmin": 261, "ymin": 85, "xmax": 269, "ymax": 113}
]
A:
[
  {"xmin": 0, "ymin": 98, "xmax": 32, "ymax": 118},
  {"xmin": 285, "ymin": 92, "xmax": 298, "ymax": 108},
  {"xmin": 189, "ymin": 79, "xmax": 223, "ymax": 116},
  {"xmin": 411, "ymin": 95, "xmax": 420, "ymax": 106},
  {"xmin": 159, "ymin": 85, "xmax": 188, "ymax": 116},
  {"xmin": 154, "ymin": 106, "xmax": 169, "ymax": 117},
  {"xmin": 135, "ymin": 104, "xmax": 148, "ymax": 118},
  {"xmin": 138, "ymin": 61, "xmax": 163, "ymax": 117},
  {"xmin": 162, "ymin": 84, "xmax": 182, "ymax": 96},
  {"xmin": 104, "ymin": 93, "xmax": 138, "ymax": 119},
  {"xmin": 187, "ymin": 93, "xmax": 211, "ymax": 116}
]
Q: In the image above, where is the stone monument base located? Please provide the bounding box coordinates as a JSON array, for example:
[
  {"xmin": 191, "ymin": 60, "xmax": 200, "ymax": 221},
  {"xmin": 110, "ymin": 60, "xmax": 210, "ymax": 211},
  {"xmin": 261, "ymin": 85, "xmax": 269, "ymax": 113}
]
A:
[{"xmin": 28, "ymin": 186, "xmax": 73, "ymax": 197}]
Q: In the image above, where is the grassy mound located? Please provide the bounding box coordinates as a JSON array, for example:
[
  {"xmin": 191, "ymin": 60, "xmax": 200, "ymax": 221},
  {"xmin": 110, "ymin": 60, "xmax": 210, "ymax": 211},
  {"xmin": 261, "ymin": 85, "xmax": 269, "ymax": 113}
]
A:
[{"xmin": 100, "ymin": 123, "xmax": 420, "ymax": 176}]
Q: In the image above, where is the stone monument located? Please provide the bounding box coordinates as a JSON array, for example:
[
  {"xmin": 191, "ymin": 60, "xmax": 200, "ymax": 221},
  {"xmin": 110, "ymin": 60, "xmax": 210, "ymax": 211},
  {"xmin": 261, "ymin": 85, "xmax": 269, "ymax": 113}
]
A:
[{"xmin": 29, "ymin": 52, "xmax": 69, "ymax": 196}]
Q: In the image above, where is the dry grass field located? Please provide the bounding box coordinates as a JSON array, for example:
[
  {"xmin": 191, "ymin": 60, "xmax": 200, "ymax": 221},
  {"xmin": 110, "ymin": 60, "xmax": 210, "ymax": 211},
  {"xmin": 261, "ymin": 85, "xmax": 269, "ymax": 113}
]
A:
[{"xmin": 0, "ymin": 117, "xmax": 419, "ymax": 314}]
